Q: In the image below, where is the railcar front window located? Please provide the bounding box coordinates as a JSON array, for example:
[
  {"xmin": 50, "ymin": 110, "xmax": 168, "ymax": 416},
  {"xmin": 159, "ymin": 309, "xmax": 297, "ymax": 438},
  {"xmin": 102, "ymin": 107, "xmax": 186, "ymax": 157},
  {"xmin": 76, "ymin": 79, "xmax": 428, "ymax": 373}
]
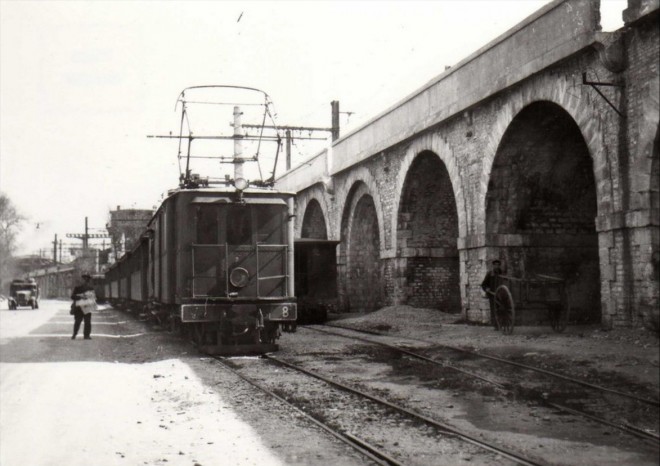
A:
[
  {"xmin": 193, "ymin": 205, "xmax": 224, "ymax": 297},
  {"xmin": 227, "ymin": 205, "xmax": 252, "ymax": 245},
  {"xmin": 255, "ymin": 205, "xmax": 286, "ymax": 244},
  {"xmin": 196, "ymin": 205, "xmax": 218, "ymax": 244}
]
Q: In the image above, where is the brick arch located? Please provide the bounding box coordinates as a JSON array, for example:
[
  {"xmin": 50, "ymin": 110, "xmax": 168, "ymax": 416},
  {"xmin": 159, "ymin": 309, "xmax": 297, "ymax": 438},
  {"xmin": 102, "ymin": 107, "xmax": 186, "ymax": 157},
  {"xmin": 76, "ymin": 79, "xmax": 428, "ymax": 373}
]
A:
[
  {"xmin": 483, "ymin": 99, "xmax": 601, "ymax": 322},
  {"xmin": 295, "ymin": 185, "xmax": 332, "ymax": 239},
  {"xmin": 334, "ymin": 167, "xmax": 386, "ymax": 255},
  {"xmin": 633, "ymin": 76, "xmax": 660, "ymax": 206},
  {"xmin": 300, "ymin": 199, "xmax": 328, "ymax": 239},
  {"xmin": 390, "ymin": 133, "xmax": 467, "ymax": 250},
  {"xmin": 340, "ymin": 180, "xmax": 383, "ymax": 312},
  {"xmin": 478, "ymin": 81, "xmax": 614, "ymax": 230},
  {"xmin": 340, "ymin": 181, "xmax": 375, "ymax": 249},
  {"xmin": 394, "ymin": 149, "xmax": 462, "ymax": 311},
  {"xmin": 652, "ymin": 131, "xmax": 660, "ymax": 214}
]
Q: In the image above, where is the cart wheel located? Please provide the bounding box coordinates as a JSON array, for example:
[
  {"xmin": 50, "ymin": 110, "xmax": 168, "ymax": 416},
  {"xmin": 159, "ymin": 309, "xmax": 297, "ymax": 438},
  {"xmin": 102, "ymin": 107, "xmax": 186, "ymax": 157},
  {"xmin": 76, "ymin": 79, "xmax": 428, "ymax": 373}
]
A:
[
  {"xmin": 550, "ymin": 290, "xmax": 570, "ymax": 333},
  {"xmin": 494, "ymin": 285, "xmax": 515, "ymax": 335}
]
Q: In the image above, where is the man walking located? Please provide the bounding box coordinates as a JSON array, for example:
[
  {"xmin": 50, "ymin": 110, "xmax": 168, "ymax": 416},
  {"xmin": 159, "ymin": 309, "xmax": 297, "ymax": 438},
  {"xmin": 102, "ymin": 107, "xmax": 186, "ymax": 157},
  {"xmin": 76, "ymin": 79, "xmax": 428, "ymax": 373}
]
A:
[{"xmin": 71, "ymin": 273, "xmax": 96, "ymax": 340}]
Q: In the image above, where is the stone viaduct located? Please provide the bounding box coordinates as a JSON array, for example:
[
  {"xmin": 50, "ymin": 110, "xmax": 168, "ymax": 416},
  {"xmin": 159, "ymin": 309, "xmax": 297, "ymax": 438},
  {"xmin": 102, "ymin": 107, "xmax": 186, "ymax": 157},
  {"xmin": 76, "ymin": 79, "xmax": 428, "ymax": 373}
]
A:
[{"xmin": 275, "ymin": 0, "xmax": 659, "ymax": 329}]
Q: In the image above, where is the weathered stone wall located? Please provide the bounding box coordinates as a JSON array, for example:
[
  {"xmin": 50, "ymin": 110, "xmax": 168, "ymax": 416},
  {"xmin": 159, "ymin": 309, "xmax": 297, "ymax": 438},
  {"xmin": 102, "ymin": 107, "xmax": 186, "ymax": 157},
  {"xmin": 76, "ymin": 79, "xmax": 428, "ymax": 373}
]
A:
[
  {"xmin": 282, "ymin": 0, "xmax": 659, "ymax": 330},
  {"xmin": 621, "ymin": 1, "xmax": 660, "ymax": 329}
]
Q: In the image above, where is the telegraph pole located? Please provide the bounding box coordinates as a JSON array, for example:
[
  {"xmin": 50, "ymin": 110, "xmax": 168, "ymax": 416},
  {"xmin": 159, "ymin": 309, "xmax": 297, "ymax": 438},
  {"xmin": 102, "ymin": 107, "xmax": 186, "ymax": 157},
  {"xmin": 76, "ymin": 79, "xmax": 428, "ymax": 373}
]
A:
[
  {"xmin": 52, "ymin": 234, "xmax": 58, "ymax": 263},
  {"xmin": 66, "ymin": 217, "xmax": 111, "ymax": 256},
  {"xmin": 243, "ymin": 99, "xmax": 343, "ymax": 171},
  {"xmin": 285, "ymin": 129, "xmax": 292, "ymax": 171},
  {"xmin": 331, "ymin": 100, "xmax": 340, "ymax": 142}
]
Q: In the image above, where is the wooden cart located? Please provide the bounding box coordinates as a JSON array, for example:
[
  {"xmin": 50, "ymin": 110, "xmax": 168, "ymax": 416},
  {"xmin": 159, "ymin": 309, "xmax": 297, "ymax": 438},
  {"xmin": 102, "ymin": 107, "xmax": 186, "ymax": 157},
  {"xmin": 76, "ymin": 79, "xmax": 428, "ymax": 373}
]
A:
[{"xmin": 489, "ymin": 274, "xmax": 570, "ymax": 335}]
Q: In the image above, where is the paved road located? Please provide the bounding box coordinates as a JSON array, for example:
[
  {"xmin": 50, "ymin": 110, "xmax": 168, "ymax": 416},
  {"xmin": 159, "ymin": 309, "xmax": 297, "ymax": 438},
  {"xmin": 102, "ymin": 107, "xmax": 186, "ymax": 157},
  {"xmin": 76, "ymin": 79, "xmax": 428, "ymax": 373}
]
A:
[{"xmin": 0, "ymin": 300, "xmax": 285, "ymax": 466}]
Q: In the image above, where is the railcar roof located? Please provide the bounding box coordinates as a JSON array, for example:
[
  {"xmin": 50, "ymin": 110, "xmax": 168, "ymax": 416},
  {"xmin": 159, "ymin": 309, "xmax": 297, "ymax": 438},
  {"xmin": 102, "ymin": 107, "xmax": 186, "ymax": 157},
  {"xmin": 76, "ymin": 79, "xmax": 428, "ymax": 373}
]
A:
[
  {"xmin": 166, "ymin": 186, "xmax": 296, "ymax": 196},
  {"xmin": 150, "ymin": 186, "xmax": 295, "ymax": 222}
]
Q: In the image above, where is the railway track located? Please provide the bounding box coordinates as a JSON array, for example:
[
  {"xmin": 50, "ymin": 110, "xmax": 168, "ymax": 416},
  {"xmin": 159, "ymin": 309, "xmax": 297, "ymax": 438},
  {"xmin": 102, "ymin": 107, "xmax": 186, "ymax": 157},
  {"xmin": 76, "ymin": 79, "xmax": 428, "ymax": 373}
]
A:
[
  {"xmin": 213, "ymin": 355, "xmax": 548, "ymax": 466},
  {"xmin": 310, "ymin": 324, "xmax": 660, "ymax": 446},
  {"xmin": 213, "ymin": 356, "xmax": 397, "ymax": 466}
]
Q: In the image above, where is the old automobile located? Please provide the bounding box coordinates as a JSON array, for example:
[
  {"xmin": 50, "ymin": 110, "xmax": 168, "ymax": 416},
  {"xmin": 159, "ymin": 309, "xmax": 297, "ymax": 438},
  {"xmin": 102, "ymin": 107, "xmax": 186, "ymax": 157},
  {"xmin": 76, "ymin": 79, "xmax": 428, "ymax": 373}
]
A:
[{"xmin": 8, "ymin": 279, "xmax": 39, "ymax": 310}]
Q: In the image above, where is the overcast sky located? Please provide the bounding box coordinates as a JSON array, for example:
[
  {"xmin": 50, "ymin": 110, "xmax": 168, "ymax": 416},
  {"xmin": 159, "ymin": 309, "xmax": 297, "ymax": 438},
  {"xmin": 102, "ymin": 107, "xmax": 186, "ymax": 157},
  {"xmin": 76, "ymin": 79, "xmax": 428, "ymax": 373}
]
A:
[{"xmin": 1, "ymin": 0, "xmax": 626, "ymax": 257}]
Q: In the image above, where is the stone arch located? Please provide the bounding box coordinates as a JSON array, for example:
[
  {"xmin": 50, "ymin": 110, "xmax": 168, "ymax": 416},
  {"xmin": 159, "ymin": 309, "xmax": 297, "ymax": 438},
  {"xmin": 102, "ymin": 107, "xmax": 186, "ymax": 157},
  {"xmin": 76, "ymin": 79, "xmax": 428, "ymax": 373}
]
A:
[
  {"xmin": 485, "ymin": 100, "xmax": 600, "ymax": 323},
  {"xmin": 651, "ymin": 130, "xmax": 660, "ymax": 216},
  {"xmin": 300, "ymin": 198, "xmax": 328, "ymax": 239},
  {"xmin": 643, "ymin": 124, "xmax": 660, "ymax": 330},
  {"xmin": 478, "ymin": 78, "xmax": 615, "ymax": 230},
  {"xmin": 633, "ymin": 76, "xmax": 660, "ymax": 209},
  {"xmin": 395, "ymin": 150, "xmax": 462, "ymax": 312},
  {"xmin": 339, "ymin": 181, "xmax": 383, "ymax": 313},
  {"xmin": 390, "ymin": 132, "xmax": 467, "ymax": 248},
  {"xmin": 334, "ymin": 166, "xmax": 386, "ymax": 252},
  {"xmin": 294, "ymin": 185, "xmax": 332, "ymax": 239}
]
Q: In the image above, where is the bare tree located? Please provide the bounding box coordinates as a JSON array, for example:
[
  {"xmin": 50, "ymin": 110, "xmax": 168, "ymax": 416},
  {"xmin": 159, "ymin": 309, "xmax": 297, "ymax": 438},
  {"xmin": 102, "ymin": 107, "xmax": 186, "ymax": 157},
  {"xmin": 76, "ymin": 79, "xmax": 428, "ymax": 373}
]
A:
[{"xmin": 0, "ymin": 192, "xmax": 25, "ymax": 293}]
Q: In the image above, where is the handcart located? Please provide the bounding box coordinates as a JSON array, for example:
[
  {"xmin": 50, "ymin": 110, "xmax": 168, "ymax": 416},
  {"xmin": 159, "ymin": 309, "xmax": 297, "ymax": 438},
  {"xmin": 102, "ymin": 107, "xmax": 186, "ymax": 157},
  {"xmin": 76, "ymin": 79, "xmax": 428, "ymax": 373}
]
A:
[{"xmin": 488, "ymin": 274, "xmax": 570, "ymax": 335}]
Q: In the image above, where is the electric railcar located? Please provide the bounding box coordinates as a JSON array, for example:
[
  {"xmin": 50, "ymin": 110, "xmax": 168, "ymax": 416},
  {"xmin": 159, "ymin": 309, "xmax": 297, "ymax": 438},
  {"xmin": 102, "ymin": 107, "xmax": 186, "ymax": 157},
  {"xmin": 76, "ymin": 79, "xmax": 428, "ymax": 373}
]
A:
[
  {"xmin": 105, "ymin": 186, "xmax": 297, "ymax": 353},
  {"xmin": 105, "ymin": 85, "xmax": 298, "ymax": 354}
]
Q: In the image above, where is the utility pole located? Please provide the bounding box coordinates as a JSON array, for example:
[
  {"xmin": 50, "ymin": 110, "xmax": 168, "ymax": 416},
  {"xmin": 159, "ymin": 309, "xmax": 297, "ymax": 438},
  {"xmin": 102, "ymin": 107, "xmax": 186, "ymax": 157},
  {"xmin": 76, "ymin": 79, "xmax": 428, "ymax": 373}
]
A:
[
  {"xmin": 66, "ymin": 217, "xmax": 111, "ymax": 256},
  {"xmin": 52, "ymin": 234, "xmax": 58, "ymax": 263},
  {"xmin": 233, "ymin": 105, "xmax": 244, "ymax": 180},
  {"xmin": 331, "ymin": 100, "xmax": 340, "ymax": 142},
  {"xmin": 285, "ymin": 129, "xmax": 292, "ymax": 171},
  {"xmin": 243, "ymin": 99, "xmax": 343, "ymax": 171}
]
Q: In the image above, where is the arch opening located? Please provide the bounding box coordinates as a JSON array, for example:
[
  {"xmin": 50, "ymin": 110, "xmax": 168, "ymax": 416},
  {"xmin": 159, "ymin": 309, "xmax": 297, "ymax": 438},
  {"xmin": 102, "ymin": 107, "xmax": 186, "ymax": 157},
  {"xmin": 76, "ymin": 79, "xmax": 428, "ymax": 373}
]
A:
[
  {"xmin": 345, "ymin": 192, "xmax": 382, "ymax": 313},
  {"xmin": 397, "ymin": 151, "xmax": 461, "ymax": 311},
  {"xmin": 485, "ymin": 101, "xmax": 600, "ymax": 323},
  {"xmin": 301, "ymin": 199, "xmax": 327, "ymax": 239},
  {"xmin": 650, "ymin": 129, "xmax": 659, "ymax": 215},
  {"xmin": 646, "ymin": 127, "xmax": 660, "ymax": 330}
]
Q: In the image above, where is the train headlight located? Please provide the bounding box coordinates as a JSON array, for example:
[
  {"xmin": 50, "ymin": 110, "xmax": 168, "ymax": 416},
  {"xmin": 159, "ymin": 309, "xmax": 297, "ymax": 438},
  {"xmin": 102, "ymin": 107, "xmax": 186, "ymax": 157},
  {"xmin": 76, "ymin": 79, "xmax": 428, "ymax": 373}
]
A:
[
  {"xmin": 230, "ymin": 267, "xmax": 250, "ymax": 288},
  {"xmin": 234, "ymin": 178, "xmax": 249, "ymax": 191}
]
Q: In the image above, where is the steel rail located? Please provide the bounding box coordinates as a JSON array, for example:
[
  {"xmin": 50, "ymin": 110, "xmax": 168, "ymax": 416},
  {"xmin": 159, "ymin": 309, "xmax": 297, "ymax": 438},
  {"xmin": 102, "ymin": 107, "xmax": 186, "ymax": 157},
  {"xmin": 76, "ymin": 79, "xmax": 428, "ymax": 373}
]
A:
[
  {"xmin": 323, "ymin": 323, "xmax": 660, "ymax": 407},
  {"xmin": 543, "ymin": 401, "xmax": 660, "ymax": 445},
  {"xmin": 315, "ymin": 325, "xmax": 660, "ymax": 446},
  {"xmin": 212, "ymin": 357, "xmax": 402, "ymax": 466},
  {"xmin": 308, "ymin": 326, "xmax": 508, "ymax": 390},
  {"xmin": 265, "ymin": 354, "xmax": 547, "ymax": 466}
]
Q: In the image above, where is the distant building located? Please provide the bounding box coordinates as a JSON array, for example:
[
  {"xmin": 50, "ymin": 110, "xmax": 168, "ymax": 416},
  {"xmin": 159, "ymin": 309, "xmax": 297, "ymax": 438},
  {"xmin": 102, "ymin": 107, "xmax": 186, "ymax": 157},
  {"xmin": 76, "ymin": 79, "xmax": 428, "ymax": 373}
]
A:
[
  {"xmin": 12, "ymin": 256, "xmax": 58, "ymax": 275},
  {"xmin": 106, "ymin": 206, "xmax": 153, "ymax": 260}
]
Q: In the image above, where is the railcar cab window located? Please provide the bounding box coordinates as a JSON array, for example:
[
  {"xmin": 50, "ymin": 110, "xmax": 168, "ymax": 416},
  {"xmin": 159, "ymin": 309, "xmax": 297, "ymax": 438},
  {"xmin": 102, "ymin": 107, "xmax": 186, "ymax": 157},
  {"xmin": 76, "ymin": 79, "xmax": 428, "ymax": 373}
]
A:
[
  {"xmin": 255, "ymin": 205, "xmax": 286, "ymax": 244},
  {"xmin": 227, "ymin": 205, "xmax": 251, "ymax": 245},
  {"xmin": 195, "ymin": 203, "xmax": 286, "ymax": 246},
  {"xmin": 196, "ymin": 205, "xmax": 219, "ymax": 244}
]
